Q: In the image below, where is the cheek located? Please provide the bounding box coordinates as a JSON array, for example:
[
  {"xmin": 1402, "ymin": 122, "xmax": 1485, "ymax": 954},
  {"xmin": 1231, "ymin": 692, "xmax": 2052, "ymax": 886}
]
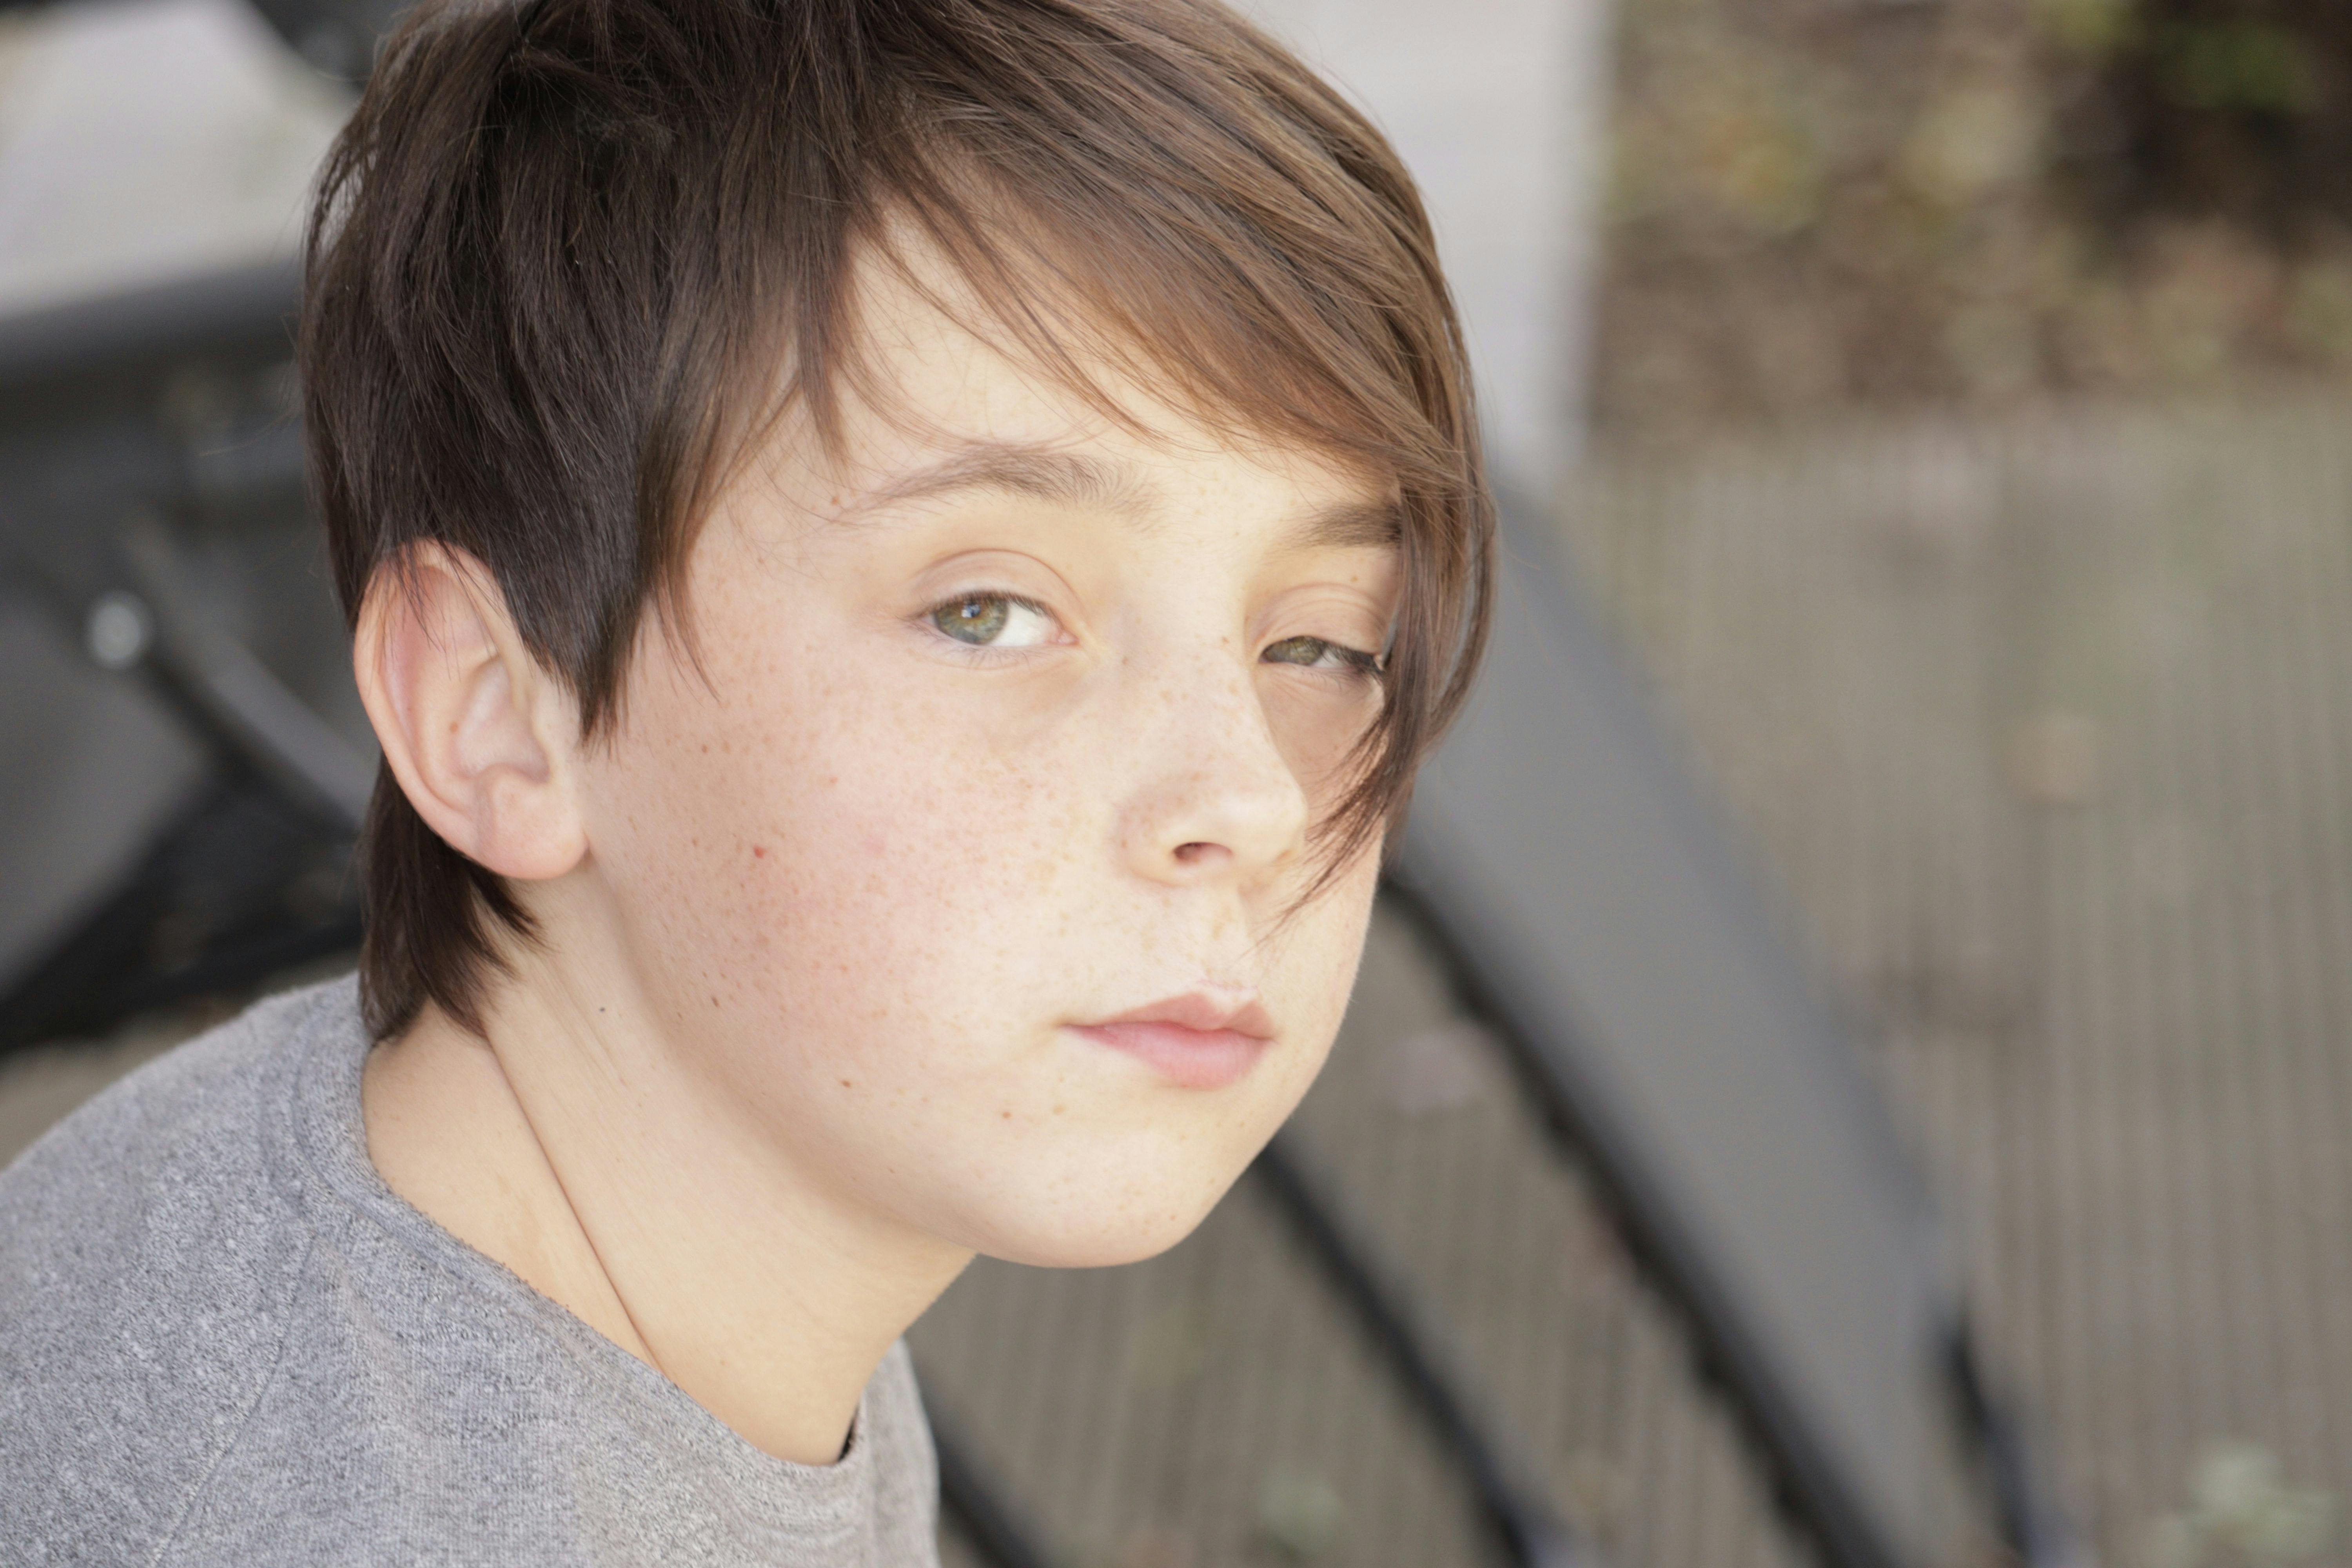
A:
[
  {"xmin": 1264, "ymin": 677, "xmax": 1385, "ymax": 807},
  {"xmin": 1261, "ymin": 848, "xmax": 1383, "ymax": 1067},
  {"xmin": 593, "ymin": 622, "xmax": 1098, "ymax": 1089}
]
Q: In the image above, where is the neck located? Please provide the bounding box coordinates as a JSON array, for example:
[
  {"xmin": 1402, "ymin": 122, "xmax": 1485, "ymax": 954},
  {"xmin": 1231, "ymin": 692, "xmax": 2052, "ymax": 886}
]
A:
[{"xmin": 360, "ymin": 917, "xmax": 973, "ymax": 1465}]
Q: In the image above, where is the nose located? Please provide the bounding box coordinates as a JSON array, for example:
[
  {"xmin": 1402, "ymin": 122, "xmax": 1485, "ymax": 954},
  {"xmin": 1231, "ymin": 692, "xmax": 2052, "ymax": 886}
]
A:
[{"xmin": 1115, "ymin": 647, "xmax": 1311, "ymax": 888}]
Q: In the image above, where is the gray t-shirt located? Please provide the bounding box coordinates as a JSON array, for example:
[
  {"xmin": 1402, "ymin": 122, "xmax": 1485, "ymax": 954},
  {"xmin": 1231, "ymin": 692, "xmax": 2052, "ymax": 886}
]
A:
[{"xmin": 0, "ymin": 975, "xmax": 942, "ymax": 1566}]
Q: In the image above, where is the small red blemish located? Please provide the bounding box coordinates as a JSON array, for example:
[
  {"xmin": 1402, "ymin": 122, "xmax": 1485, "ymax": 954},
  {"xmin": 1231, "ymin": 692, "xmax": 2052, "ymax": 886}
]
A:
[
  {"xmin": 1000, "ymin": 1110, "xmax": 1013, "ymax": 1120},
  {"xmin": 751, "ymin": 845, "xmax": 767, "ymax": 858}
]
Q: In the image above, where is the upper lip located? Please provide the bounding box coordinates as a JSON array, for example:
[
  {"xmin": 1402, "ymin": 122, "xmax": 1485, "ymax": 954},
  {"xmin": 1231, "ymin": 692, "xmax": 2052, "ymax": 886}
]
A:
[{"xmin": 1080, "ymin": 990, "xmax": 1277, "ymax": 1040}]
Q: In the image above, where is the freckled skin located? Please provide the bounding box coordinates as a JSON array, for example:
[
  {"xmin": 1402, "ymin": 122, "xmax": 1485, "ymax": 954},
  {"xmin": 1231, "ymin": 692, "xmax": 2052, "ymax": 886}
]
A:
[
  {"xmin": 576, "ymin": 283, "xmax": 1395, "ymax": 1271},
  {"xmin": 358, "ymin": 249, "xmax": 1401, "ymax": 1465}
]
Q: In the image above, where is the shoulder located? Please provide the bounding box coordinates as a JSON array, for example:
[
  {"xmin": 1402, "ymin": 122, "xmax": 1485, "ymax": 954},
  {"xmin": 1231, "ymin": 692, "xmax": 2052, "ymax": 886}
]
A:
[
  {"xmin": 0, "ymin": 976, "xmax": 358, "ymax": 1563},
  {"xmin": 0, "ymin": 976, "xmax": 350, "ymax": 1263}
]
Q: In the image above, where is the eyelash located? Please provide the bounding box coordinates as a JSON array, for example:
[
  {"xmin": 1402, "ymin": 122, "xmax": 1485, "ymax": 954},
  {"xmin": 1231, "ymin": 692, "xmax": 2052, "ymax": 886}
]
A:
[{"xmin": 916, "ymin": 590, "xmax": 1385, "ymax": 680}]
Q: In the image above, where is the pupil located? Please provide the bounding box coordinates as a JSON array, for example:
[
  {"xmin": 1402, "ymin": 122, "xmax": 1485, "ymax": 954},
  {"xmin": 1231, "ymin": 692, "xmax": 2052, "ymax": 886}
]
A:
[{"xmin": 940, "ymin": 597, "xmax": 1008, "ymax": 644}]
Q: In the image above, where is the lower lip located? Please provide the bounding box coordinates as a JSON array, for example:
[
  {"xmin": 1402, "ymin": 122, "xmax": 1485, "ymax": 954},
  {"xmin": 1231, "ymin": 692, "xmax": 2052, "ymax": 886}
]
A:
[{"xmin": 1068, "ymin": 1022, "xmax": 1271, "ymax": 1089}]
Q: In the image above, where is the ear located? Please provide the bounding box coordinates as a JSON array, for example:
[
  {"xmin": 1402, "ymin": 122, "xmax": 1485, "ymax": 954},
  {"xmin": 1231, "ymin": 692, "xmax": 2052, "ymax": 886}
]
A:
[{"xmin": 353, "ymin": 543, "xmax": 588, "ymax": 882}]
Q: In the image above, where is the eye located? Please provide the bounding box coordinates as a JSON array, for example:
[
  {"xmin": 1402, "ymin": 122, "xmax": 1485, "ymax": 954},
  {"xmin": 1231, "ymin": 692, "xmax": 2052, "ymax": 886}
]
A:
[
  {"xmin": 927, "ymin": 592, "xmax": 1060, "ymax": 649},
  {"xmin": 1261, "ymin": 634, "xmax": 1382, "ymax": 677}
]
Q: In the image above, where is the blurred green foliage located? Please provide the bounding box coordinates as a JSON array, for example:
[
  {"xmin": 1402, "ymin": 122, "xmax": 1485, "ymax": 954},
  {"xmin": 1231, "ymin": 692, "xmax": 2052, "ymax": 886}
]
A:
[
  {"xmin": 1590, "ymin": 0, "xmax": 2352, "ymax": 436},
  {"xmin": 2154, "ymin": 22, "xmax": 2318, "ymax": 114},
  {"xmin": 2050, "ymin": 0, "xmax": 2347, "ymax": 234}
]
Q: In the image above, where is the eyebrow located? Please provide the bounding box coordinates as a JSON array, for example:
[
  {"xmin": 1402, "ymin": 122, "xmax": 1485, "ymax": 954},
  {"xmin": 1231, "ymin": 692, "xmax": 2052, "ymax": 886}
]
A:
[{"xmin": 833, "ymin": 439, "xmax": 1404, "ymax": 553}]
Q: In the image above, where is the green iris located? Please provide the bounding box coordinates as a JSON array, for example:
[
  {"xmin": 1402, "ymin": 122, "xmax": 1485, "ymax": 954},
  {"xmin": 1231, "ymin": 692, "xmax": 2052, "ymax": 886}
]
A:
[
  {"xmin": 1263, "ymin": 635, "xmax": 1336, "ymax": 666},
  {"xmin": 935, "ymin": 595, "xmax": 1011, "ymax": 644}
]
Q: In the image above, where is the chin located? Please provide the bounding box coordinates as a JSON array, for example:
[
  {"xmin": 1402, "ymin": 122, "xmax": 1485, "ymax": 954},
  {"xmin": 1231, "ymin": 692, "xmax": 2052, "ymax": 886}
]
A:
[
  {"xmin": 951, "ymin": 1144, "xmax": 1255, "ymax": 1271},
  {"xmin": 981, "ymin": 1213, "xmax": 1217, "ymax": 1271}
]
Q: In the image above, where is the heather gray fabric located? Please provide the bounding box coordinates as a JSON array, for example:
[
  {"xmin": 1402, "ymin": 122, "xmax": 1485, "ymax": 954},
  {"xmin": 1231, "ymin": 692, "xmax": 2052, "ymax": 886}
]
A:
[{"xmin": 0, "ymin": 975, "xmax": 942, "ymax": 1566}]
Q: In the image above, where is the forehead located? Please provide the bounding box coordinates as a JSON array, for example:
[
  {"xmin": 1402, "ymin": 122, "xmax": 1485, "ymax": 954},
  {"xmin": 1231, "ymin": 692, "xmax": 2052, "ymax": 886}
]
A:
[{"xmin": 766, "ymin": 234, "xmax": 1402, "ymax": 543}]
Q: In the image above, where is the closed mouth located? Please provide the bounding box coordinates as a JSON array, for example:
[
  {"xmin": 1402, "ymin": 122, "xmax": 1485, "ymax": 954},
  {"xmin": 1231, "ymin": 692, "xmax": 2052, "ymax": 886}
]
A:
[{"xmin": 1066, "ymin": 990, "xmax": 1275, "ymax": 1089}]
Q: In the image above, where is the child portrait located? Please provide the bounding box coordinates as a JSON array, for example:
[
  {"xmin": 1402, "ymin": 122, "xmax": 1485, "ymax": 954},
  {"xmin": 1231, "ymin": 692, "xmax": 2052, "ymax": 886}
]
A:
[{"xmin": 0, "ymin": 0, "xmax": 1492, "ymax": 1559}]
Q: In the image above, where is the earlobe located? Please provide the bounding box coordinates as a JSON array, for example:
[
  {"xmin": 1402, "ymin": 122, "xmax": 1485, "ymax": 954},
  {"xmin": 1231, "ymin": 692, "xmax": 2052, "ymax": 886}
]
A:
[{"xmin": 353, "ymin": 544, "xmax": 588, "ymax": 882}]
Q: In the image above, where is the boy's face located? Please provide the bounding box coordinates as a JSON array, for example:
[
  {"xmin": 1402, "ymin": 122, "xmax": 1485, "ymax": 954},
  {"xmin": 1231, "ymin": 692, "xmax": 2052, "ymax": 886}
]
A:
[{"xmin": 574, "ymin": 260, "xmax": 1399, "ymax": 1267}]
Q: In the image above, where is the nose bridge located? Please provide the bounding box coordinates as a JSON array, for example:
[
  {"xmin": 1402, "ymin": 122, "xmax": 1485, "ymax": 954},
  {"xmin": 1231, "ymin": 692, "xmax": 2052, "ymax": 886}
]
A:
[{"xmin": 1116, "ymin": 631, "xmax": 1308, "ymax": 878}]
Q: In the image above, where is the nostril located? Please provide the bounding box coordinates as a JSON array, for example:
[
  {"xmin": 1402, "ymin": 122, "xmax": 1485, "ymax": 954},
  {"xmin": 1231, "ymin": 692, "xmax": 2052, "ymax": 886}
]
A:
[{"xmin": 1174, "ymin": 841, "xmax": 1216, "ymax": 864}]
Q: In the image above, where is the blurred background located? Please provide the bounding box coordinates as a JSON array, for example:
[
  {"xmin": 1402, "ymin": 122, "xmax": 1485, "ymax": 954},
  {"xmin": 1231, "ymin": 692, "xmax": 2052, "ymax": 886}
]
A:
[{"xmin": 2, "ymin": 2, "xmax": 2348, "ymax": 1567}]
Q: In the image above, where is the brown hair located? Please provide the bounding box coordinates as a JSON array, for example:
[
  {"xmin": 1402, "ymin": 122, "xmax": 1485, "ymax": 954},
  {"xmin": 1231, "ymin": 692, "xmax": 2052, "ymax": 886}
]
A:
[{"xmin": 303, "ymin": 0, "xmax": 1493, "ymax": 1041}]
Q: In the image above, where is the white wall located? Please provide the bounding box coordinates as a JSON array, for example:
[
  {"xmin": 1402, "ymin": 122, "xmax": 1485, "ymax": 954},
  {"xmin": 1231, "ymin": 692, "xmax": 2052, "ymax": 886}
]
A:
[{"xmin": 1230, "ymin": 0, "xmax": 1616, "ymax": 485}]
